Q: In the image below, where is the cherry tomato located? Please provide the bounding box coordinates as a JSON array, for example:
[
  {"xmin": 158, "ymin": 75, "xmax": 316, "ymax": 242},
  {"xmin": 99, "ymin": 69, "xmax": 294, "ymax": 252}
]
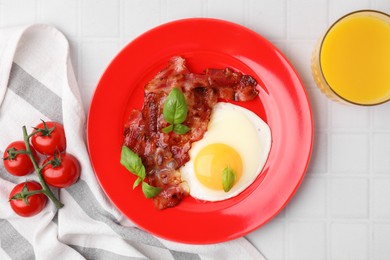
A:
[
  {"xmin": 9, "ymin": 181, "xmax": 47, "ymax": 217},
  {"xmin": 31, "ymin": 121, "xmax": 66, "ymax": 155},
  {"xmin": 42, "ymin": 153, "xmax": 80, "ymax": 188},
  {"xmin": 3, "ymin": 141, "xmax": 39, "ymax": 176}
]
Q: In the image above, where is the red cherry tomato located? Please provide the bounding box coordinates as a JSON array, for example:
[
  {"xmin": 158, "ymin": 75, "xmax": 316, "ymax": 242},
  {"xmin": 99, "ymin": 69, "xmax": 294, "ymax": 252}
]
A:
[
  {"xmin": 31, "ymin": 121, "xmax": 66, "ymax": 155},
  {"xmin": 42, "ymin": 153, "xmax": 80, "ymax": 188},
  {"xmin": 9, "ymin": 181, "xmax": 47, "ymax": 217},
  {"xmin": 3, "ymin": 141, "xmax": 39, "ymax": 176}
]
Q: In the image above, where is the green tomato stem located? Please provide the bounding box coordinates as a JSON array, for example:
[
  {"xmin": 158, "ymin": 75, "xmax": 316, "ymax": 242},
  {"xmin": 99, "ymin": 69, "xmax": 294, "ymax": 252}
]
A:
[
  {"xmin": 22, "ymin": 126, "xmax": 64, "ymax": 209},
  {"xmin": 9, "ymin": 188, "xmax": 43, "ymax": 201},
  {"xmin": 27, "ymin": 129, "xmax": 40, "ymax": 139},
  {"xmin": 40, "ymin": 160, "xmax": 53, "ymax": 170}
]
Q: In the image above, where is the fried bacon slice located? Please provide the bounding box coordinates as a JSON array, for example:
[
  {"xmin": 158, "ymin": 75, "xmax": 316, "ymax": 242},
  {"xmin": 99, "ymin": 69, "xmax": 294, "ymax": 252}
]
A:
[{"xmin": 123, "ymin": 56, "xmax": 258, "ymax": 209}]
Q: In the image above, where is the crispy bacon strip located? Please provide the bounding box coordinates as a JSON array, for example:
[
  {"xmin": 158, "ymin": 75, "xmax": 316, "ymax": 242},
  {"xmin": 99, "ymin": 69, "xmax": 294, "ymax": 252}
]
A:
[{"xmin": 123, "ymin": 56, "xmax": 258, "ymax": 209}]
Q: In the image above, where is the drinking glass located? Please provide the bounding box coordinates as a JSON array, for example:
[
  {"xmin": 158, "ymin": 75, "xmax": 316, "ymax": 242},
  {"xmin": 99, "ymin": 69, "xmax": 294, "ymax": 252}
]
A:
[{"xmin": 312, "ymin": 10, "xmax": 390, "ymax": 105}]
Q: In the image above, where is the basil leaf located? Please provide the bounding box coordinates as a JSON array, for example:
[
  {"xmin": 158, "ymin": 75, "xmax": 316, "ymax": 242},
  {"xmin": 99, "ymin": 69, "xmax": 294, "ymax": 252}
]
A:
[
  {"xmin": 173, "ymin": 124, "xmax": 190, "ymax": 134},
  {"xmin": 162, "ymin": 124, "xmax": 173, "ymax": 134},
  {"xmin": 121, "ymin": 146, "xmax": 162, "ymax": 199},
  {"xmin": 133, "ymin": 177, "xmax": 143, "ymax": 189},
  {"xmin": 120, "ymin": 146, "xmax": 146, "ymax": 179},
  {"xmin": 222, "ymin": 166, "xmax": 236, "ymax": 192},
  {"xmin": 163, "ymin": 88, "xmax": 188, "ymax": 125},
  {"xmin": 142, "ymin": 181, "xmax": 162, "ymax": 198}
]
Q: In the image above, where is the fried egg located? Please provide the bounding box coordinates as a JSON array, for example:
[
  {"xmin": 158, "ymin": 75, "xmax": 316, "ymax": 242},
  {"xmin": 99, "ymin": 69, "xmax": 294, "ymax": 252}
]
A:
[{"xmin": 180, "ymin": 102, "xmax": 271, "ymax": 201}]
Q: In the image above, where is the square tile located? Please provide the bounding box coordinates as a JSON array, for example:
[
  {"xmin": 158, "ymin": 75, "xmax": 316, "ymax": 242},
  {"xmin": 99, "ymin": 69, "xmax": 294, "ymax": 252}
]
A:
[
  {"xmin": 372, "ymin": 1, "xmax": 390, "ymax": 13},
  {"xmin": 206, "ymin": 0, "xmax": 244, "ymax": 24},
  {"xmin": 275, "ymin": 207, "xmax": 286, "ymax": 219},
  {"xmin": 307, "ymin": 132, "xmax": 327, "ymax": 173},
  {"xmin": 307, "ymin": 88, "xmax": 328, "ymax": 131},
  {"xmin": 287, "ymin": 41, "xmax": 317, "ymax": 86},
  {"xmin": 247, "ymin": 220, "xmax": 284, "ymax": 260},
  {"xmin": 40, "ymin": 0, "xmax": 78, "ymax": 38},
  {"xmin": 374, "ymin": 101, "xmax": 390, "ymax": 130},
  {"xmin": 1, "ymin": 0, "xmax": 36, "ymax": 26},
  {"xmin": 373, "ymin": 224, "xmax": 390, "ymax": 260},
  {"xmin": 166, "ymin": 0, "xmax": 203, "ymax": 20},
  {"xmin": 248, "ymin": 0, "xmax": 286, "ymax": 40},
  {"xmin": 271, "ymin": 41, "xmax": 286, "ymax": 55},
  {"xmin": 288, "ymin": 222, "xmax": 326, "ymax": 260},
  {"xmin": 330, "ymin": 0, "xmax": 371, "ymax": 22},
  {"xmin": 331, "ymin": 102, "xmax": 370, "ymax": 129},
  {"xmin": 82, "ymin": 0, "xmax": 119, "ymax": 37},
  {"xmin": 287, "ymin": 177, "xmax": 327, "ymax": 218},
  {"xmin": 80, "ymin": 41, "xmax": 120, "ymax": 85},
  {"xmin": 122, "ymin": 0, "xmax": 161, "ymax": 39},
  {"xmin": 289, "ymin": 0, "xmax": 328, "ymax": 39},
  {"xmin": 331, "ymin": 223, "xmax": 368, "ymax": 260},
  {"xmin": 330, "ymin": 178, "xmax": 368, "ymax": 218},
  {"xmin": 330, "ymin": 133, "xmax": 369, "ymax": 174},
  {"xmin": 373, "ymin": 178, "xmax": 390, "ymax": 219},
  {"xmin": 373, "ymin": 134, "xmax": 390, "ymax": 174}
]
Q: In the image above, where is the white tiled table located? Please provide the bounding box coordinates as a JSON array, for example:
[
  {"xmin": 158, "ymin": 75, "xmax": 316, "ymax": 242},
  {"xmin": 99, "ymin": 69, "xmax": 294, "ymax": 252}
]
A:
[{"xmin": 2, "ymin": 1, "xmax": 390, "ymax": 259}]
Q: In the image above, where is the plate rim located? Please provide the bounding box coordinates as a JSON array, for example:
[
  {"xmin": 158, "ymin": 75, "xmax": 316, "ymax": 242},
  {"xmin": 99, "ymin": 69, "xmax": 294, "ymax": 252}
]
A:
[{"xmin": 87, "ymin": 17, "xmax": 314, "ymax": 244}]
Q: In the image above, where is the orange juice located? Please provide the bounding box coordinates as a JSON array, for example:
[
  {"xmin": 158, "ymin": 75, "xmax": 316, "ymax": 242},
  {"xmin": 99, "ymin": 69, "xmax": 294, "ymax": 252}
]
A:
[{"xmin": 312, "ymin": 11, "xmax": 390, "ymax": 105}]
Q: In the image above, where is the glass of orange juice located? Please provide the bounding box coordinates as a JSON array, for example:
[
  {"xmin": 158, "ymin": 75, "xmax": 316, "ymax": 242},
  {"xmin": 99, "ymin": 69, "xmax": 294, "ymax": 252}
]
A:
[{"xmin": 312, "ymin": 10, "xmax": 390, "ymax": 105}]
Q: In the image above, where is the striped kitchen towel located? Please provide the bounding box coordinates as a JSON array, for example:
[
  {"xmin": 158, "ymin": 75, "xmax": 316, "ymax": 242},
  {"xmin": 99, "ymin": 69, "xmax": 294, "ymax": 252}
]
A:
[{"xmin": 0, "ymin": 25, "xmax": 265, "ymax": 260}]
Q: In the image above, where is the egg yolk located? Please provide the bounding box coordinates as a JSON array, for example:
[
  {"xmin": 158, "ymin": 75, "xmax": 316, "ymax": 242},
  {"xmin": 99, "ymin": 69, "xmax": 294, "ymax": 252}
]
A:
[{"xmin": 194, "ymin": 143, "xmax": 242, "ymax": 190}]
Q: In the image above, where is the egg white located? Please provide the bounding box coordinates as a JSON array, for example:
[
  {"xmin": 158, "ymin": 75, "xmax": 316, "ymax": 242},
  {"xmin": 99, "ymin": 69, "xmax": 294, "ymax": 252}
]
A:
[{"xmin": 180, "ymin": 102, "xmax": 272, "ymax": 201}]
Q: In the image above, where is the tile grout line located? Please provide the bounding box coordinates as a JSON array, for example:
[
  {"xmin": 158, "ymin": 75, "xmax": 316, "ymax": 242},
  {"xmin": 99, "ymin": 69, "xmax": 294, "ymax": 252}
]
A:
[
  {"xmin": 367, "ymin": 0, "xmax": 374, "ymax": 249},
  {"xmin": 310, "ymin": 173, "xmax": 390, "ymax": 178},
  {"xmin": 367, "ymin": 0, "xmax": 374, "ymax": 240},
  {"xmin": 284, "ymin": 0, "xmax": 289, "ymax": 258},
  {"xmin": 326, "ymin": 1, "xmax": 332, "ymax": 259},
  {"xmin": 115, "ymin": 0, "xmax": 120, "ymax": 40},
  {"xmin": 283, "ymin": 218, "xmax": 390, "ymax": 226},
  {"xmin": 202, "ymin": 0, "xmax": 208, "ymax": 17},
  {"xmin": 242, "ymin": 0, "xmax": 248, "ymax": 27},
  {"xmin": 0, "ymin": 1, "xmax": 2, "ymax": 27},
  {"xmin": 119, "ymin": 0, "xmax": 124, "ymax": 46},
  {"xmin": 35, "ymin": 0, "xmax": 40, "ymax": 23},
  {"xmin": 43, "ymin": 37, "xmax": 327, "ymax": 44},
  {"xmin": 316, "ymin": 128, "xmax": 390, "ymax": 134},
  {"xmin": 160, "ymin": 0, "xmax": 166, "ymax": 23},
  {"xmin": 368, "ymin": 102, "xmax": 374, "ymax": 258}
]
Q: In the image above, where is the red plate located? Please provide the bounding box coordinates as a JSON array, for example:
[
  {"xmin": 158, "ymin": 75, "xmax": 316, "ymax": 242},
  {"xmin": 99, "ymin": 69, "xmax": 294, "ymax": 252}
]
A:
[{"xmin": 87, "ymin": 18, "xmax": 313, "ymax": 244}]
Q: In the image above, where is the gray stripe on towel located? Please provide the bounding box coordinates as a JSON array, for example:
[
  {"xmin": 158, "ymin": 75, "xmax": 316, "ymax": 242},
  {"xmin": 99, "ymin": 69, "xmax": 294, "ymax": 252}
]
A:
[
  {"xmin": 0, "ymin": 219, "xmax": 36, "ymax": 260},
  {"xmin": 8, "ymin": 63, "xmax": 63, "ymax": 123},
  {"xmin": 65, "ymin": 180, "xmax": 165, "ymax": 248},
  {"xmin": 6, "ymin": 63, "xmax": 200, "ymax": 260},
  {"xmin": 66, "ymin": 180, "xmax": 201, "ymax": 260},
  {"xmin": 70, "ymin": 245, "xmax": 147, "ymax": 260},
  {"xmin": 171, "ymin": 251, "xmax": 201, "ymax": 260}
]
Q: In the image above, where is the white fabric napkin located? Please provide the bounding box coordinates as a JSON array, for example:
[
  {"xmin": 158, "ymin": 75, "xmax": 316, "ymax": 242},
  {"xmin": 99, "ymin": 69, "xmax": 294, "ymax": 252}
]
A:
[{"xmin": 0, "ymin": 24, "xmax": 265, "ymax": 260}]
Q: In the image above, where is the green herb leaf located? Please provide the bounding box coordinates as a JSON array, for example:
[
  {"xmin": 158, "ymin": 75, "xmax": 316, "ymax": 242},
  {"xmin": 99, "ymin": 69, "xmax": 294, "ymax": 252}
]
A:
[
  {"xmin": 133, "ymin": 177, "xmax": 143, "ymax": 189},
  {"xmin": 162, "ymin": 124, "xmax": 173, "ymax": 134},
  {"xmin": 120, "ymin": 146, "xmax": 162, "ymax": 199},
  {"xmin": 142, "ymin": 181, "xmax": 162, "ymax": 198},
  {"xmin": 163, "ymin": 88, "xmax": 188, "ymax": 125},
  {"xmin": 222, "ymin": 166, "xmax": 236, "ymax": 192},
  {"xmin": 173, "ymin": 124, "xmax": 190, "ymax": 134},
  {"xmin": 120, "ymin": 146, "xmax": 146, "ymax": 180}
]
